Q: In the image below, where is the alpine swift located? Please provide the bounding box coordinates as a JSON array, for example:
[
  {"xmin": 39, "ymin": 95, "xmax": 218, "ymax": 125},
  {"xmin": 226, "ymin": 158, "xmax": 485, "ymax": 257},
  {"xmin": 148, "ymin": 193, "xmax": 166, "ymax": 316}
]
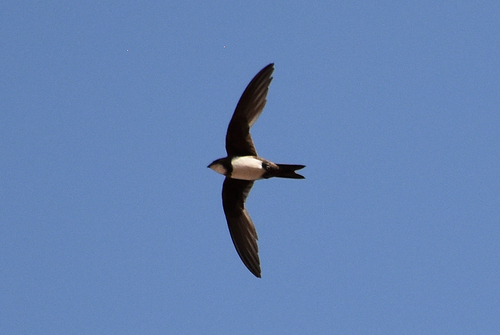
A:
[{"xmin": 208, "ymin": 63, "xmax": 305, "ymax": 278}]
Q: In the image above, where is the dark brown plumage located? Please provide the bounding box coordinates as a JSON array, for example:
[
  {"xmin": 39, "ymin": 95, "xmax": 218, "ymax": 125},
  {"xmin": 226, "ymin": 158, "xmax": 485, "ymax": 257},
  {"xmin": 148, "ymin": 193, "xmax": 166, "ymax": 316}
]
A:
[{"xmin": 209, "ymin": 63, "xmax": 305, "ymax": 278}]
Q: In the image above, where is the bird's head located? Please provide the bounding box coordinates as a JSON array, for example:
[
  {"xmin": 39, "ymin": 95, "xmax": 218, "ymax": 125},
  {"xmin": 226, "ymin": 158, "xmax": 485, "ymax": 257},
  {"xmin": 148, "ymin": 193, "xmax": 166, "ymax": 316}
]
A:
[{"xmin": 208, "ymin": 158, "xmax": 229, "ymax": 176}]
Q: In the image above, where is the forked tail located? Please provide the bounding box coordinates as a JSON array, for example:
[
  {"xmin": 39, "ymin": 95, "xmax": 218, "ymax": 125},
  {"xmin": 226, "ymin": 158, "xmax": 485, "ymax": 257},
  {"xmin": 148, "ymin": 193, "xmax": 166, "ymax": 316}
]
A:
[{"xmin": 275, "ymin": 164, "xmax": 306, "ymax": 179}]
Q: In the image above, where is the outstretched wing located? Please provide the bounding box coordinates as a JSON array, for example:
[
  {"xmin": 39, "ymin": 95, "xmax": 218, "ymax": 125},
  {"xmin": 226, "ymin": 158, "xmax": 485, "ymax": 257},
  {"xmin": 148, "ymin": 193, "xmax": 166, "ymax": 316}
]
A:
[
  {"xmin": 221, "ymin": 177, "xmax": 260, "ymax": 277},
  {"xmin": 225, "ymin": 63, "xmax": 274, "ymax": 157}
]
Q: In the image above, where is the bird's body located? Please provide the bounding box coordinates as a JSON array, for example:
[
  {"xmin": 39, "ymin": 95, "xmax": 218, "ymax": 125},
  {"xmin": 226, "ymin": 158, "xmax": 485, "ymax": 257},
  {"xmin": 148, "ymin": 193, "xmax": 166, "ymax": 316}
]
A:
[
  {"xmin": 210, "ymin": 156, "xmax": 305, "ymax": 181},
  {"xmin": 229, "ymin": 156, "xmax": 267, "ymax": 180},
  {"xmin": 208, "ymin": 63, "xmax": 305, "ymax": 278}
]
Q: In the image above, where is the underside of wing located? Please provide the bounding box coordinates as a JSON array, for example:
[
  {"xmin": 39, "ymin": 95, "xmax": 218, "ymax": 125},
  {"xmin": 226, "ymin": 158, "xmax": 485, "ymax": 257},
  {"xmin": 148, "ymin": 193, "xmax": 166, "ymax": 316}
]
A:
[
  {"xmin": 221, "ymin": 177, "xmax": 260, "ymax": 277},
  {"xmin": 225, "ymin": 63, "xmax": 274, "ymax": 157}
]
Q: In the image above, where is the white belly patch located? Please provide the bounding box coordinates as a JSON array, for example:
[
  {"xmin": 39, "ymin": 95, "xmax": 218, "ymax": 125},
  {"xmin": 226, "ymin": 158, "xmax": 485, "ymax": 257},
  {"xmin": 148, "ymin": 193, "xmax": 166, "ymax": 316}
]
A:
[{"xmin": 230, "ymin": 156, "xmax": 265, "ymax": 180}]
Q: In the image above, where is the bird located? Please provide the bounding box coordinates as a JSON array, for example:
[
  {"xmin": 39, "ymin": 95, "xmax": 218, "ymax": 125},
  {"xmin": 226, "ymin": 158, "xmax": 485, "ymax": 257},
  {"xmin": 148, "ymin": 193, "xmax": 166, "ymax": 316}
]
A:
[{"xmin": 208, "ymin": 63, "xmax": 305, "ymax": 277}]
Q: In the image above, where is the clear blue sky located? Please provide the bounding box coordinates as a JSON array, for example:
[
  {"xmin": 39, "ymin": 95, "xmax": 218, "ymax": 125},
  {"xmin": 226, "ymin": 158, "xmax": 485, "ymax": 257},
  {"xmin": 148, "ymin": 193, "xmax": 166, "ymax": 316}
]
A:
[{"xmin": 1, "ymin": 2, "xmax": 499, "ymax": 334}]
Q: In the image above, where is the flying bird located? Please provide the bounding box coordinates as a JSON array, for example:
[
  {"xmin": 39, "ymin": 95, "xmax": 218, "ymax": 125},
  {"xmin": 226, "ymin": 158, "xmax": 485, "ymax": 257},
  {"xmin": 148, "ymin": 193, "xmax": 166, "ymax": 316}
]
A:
[{"xmin": 208, "ymin": 63, "xmax": 305, "ymax": 278}]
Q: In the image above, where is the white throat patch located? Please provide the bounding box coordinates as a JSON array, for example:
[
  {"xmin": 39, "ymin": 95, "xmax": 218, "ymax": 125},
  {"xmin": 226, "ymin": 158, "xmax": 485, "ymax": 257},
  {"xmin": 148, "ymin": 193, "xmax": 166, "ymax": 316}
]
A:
[{"xmin": 209, "ymin": 163, "xmax": 227, "ymax": 176}]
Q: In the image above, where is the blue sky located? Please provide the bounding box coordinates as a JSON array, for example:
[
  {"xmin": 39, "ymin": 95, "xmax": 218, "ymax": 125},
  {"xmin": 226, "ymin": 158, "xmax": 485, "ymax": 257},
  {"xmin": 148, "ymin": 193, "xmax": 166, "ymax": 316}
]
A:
[{"xmin": 1, "ymin": 1, "xmax": 499, "ymax": 334}]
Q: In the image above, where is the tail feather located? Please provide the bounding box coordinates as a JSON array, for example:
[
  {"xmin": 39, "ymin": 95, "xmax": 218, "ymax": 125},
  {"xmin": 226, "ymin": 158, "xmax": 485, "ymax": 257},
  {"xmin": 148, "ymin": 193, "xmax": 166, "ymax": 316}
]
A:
[{"xmin": 275, "ymin": 164, "xmax": 305, "ymax": 179}]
